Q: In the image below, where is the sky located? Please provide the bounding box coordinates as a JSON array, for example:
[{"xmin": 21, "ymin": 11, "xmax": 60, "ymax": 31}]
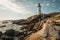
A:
[{"xmin": 0, "ymin": 0, "xmax": 60, "ymax": 20}]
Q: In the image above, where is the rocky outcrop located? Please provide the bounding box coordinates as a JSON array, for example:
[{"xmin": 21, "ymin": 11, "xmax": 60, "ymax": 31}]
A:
[
  {"xmin": 0, "ymin": 12, "xmax": 60, "ymax": 40},
  {"xmin": 26, "ymin": 19, "xmax": 60, "ymax": 40}
]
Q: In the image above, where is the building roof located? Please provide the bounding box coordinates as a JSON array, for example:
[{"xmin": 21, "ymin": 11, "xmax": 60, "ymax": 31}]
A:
[{"xmin": 37, "ymin": 3, "xmax": 41, "ymax": 7}]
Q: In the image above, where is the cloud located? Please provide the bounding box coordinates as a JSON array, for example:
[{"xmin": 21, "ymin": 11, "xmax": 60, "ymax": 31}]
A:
[
  {"xmin": 0, "ymin": 0, "xmax": 32, "ymax": 14},
  {"xmin": 0, "ymin": 6, "xmax": 6, "ymax": 10},
  {"xmin": 46, "ymin": 3, "xmax": 50, "ymax": 6},
  {"xmin": 52, "ymin": 0, "xmax": 56, "ymax": 2}
]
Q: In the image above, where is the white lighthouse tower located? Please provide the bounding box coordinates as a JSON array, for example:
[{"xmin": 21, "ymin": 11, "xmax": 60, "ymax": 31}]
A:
[{"xmin": 37, "ymin": 3, "xmax": 41, "ymax": 14}]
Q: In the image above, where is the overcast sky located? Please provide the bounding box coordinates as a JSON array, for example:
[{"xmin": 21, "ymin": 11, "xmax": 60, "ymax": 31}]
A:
[{"xmin": 0, "ymin": 0, "xmax": 60, "ymax": 20}]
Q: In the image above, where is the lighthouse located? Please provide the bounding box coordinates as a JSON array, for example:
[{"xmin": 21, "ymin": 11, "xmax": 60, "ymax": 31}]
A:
[{"xmin": 37, "ymin": 3, "xmax": 41, "ymax": 14}]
